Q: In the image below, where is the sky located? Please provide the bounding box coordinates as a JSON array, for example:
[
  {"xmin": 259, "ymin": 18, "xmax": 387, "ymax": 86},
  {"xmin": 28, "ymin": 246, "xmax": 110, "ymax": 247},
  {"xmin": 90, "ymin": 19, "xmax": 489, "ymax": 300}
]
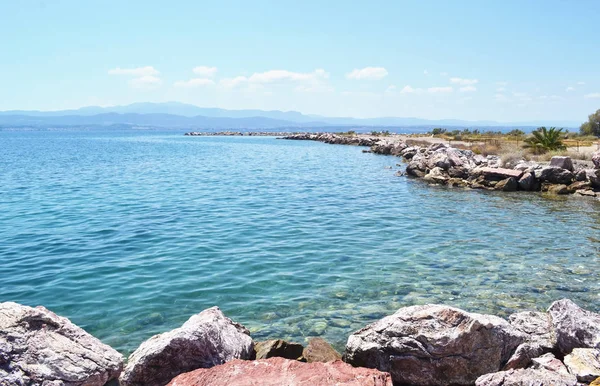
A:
[{"xmin": 1, "ymin": 0, "xmax": 599, "ymax": 123}]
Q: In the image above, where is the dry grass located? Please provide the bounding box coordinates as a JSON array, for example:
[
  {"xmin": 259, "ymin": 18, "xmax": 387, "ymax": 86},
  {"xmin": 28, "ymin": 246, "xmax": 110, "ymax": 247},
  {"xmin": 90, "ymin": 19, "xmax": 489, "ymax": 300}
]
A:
[
  {"xmin": 406, "ymin": 139, "xmax": 435, "ymax": 147},
  {"xmin": 531, "ymin": 150, "xmax": 593, "ymax": 162}
]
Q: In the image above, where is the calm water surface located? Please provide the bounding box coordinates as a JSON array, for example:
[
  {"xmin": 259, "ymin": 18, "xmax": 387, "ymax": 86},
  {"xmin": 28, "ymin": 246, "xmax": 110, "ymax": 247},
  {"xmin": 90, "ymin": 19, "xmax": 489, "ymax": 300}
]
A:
[{"xmin": 1, "ymin": 130, "xmax": 599, "ymax": 354}]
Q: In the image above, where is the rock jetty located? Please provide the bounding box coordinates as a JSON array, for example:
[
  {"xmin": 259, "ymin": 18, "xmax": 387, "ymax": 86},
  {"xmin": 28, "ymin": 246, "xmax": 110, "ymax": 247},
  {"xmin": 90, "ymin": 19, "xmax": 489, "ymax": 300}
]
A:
[
  {"xmin": 2, "ymin": 299, "xmax": 600, "ymax": 385},
  {"xmin": 282, "ymin": 133, "xmax": 600, "ymax": 197}
]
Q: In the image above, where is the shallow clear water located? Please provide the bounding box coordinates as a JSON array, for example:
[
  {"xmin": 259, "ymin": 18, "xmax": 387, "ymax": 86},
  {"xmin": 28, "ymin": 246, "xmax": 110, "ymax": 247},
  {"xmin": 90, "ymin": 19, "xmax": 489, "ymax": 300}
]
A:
[{"xmin": 1, "ymin": 130, "xmax": 599, "ymax": 354}]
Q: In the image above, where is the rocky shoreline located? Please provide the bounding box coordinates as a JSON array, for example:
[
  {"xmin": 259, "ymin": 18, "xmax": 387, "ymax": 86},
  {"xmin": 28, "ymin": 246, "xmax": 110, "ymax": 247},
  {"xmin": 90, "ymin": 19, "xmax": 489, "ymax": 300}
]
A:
[
  {"xmin": 2, "ymin": 300, "xmax": 600, "ymax": 385},
  {"xmin": 282, "ymin": 133, "xmax": 600, "ymax": 197},
  {"xmin": 185, "ymin": 131, "xmax": 299, "ymax": 136}
]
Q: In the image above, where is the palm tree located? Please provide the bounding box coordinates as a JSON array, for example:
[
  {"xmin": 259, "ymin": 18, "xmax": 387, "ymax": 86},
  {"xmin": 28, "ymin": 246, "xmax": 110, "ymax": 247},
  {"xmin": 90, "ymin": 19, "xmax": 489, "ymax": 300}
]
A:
[{"xmin": 523, "ymin": 127, "xmax": 566, "ymax": 154}]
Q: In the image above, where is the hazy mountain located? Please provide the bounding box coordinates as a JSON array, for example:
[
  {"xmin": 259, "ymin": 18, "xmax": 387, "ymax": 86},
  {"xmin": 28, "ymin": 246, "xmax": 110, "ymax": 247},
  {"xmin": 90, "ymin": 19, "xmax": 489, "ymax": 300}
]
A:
[{"xmin": 0, "ymin": 102, "xmax": 581, "ymax": 129}]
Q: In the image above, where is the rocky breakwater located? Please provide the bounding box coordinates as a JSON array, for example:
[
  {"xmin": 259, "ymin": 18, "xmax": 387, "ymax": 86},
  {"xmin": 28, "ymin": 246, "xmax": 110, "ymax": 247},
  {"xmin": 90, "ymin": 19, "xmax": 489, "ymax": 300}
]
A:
[
  {"xmin": 396, "ymin": 142, "xmax": 600, "ymax": 197},
  {"xmin": 281, "ymin": 132, "xmax": 383, "ymax": 147},
  {"xmin": 3, "ymin": 299, "xmax": 600, "ymax": 385}
]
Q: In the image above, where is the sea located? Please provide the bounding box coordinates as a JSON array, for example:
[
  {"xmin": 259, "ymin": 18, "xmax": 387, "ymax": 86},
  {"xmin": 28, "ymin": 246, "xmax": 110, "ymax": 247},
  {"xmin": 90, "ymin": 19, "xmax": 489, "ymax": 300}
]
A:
[{"xmin": 1, "ymin": 129, "xmax": 599, "ymax": 354}]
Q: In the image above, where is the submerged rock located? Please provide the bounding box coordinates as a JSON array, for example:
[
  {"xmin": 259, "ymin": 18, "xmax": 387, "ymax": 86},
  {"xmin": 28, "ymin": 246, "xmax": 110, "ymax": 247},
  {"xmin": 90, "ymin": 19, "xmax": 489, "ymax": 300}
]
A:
[
  {"xmin": 120, "ymin": 306, "xmax": 254, "ymax": 386},
  {"xmin": 303, "ymin": 338, "xmax": 342, "ymax": 363},
  {"xmin": 254, "ymin": 339, "xmax": 304, "ymax": 361},
  {"xmin": 166, "ymin": 358, "xmax": 393, "ymax": 386},
  {"xmin": 344, "ymin": 304, "xmax": 526, "ymax": 386},
  {"xmin": 548, "ymin": 299, "xmax": 600, "ymax": 355},
  {"xmin": 495, "ymin": 177, "xmax": 518, "ymax": 192},
  {"xmin": 0, "ymin": 302, "xmax": 123, "ymax": 386},
  {"xmin": 537, "ymin": 166, "xmax": 574, "ymax": 185}
]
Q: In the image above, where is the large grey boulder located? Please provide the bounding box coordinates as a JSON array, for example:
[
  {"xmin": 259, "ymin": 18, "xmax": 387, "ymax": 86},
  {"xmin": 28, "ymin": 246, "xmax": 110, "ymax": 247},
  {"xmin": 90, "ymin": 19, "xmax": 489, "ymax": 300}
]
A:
[
  {"xmin": 0, "ymin": 302, "xmax": 122, "ymax": 386},
  {"xmin": 592, "ymin": 151, "xmax": 600, "ymax": 168},
  {"xmin": 536, "ymin": 166, "xmax": 574, "ymax": 185},
  {"xmin": 475, "ymin": 368, "xmax": 577, "ymax": 386},
  {"xmin": 586, "ymin": 169, "xmax": 600, "ymax": 188},
  {"xmin": 344, "ymin": 304, "xmax": 526, "ymax": 386},
  {"xmin": 471, "ymin": 167, "xmax": 523, "ymax": 180},
  {"xmin": 119, "ymin": 306, "xmax": 254, "ymax": 386},
  {"xmin": 550, "ymin": 156, "xmax": 574, "ymax": 171},
  {"xmin": 548, "ymin": 299, "xmax": 600, "ymax": 355},
  {"xmin": 504, "ymin": 312, "xmax": 556, "ymax": 369},
  {"xmin": 563, "ymin": 348, "xmax": 600, "ymax": 383}
]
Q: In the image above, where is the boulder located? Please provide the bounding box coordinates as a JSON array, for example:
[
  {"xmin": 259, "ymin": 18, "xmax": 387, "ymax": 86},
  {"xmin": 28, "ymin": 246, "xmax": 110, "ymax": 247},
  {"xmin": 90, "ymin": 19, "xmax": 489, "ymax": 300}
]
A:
[
  {"xmin": 593, "ymin": 151, "xmax": 600, "ymax": 168},
  {"xmin": 495, "ymin": 177, "xmax": 518, "ymax": 192},
  {"xmin": 475, "ymin": 368, "xmax": 577, "ymax": 386},
  {"xmin": 568, "ymin": 180, "xmax": 591, "ymax": 191},
  {"xmin": 448, "ymin": 166, "xmax": 469, "ymax": 179},
  {"xmin": 548, "ymin": 299, "xmax": 600, "ymax": 355},
  {"xmin": 471, "ymin": 167, "xmax": 523, "ymax": 180},
  {"xmin": 587, "ymin": 169, "xmax": 600, "ymax": 188},
  {"xmin": 166, "ymin": 358, "xmax": 393, "ymax": 386},
  {"xmin": 542, "ymin": 183, "xmax": 571, "ymax": 195},
  {"xmin": 563, "ymin": 348, "xmax": 600, "ymax": 383},
  {"xmin": 575, "ymin": 169, "xmax": 587, "ymax": 181},
  {"xmin": 423, "ymin": 167, "xmax": 449, "ymax": 184},
  {"xmin": 254, "ymin": 339, "xmax": 304, "ymax": 361},
  {"xmin": 531, "ymin": 353, "xmax": 570, "ymax": 375},
  {"xmin": 405, "ymin": 159, "xmax": 427, "ymax": 178},
  {"xmin": 344, "ymin": 304, "xmax": 526, "ymax": 386},
  {"xmin": 549, "ymin": 156, "xmax": 574, "ymax": 172},
  {"xmin": 576, "ymin": 189, "xmax": 597, "ymax": 197},
  {"xmin": 517, "ymin": 172, "xmax": 537, "ymax": 191},
  {"xmin": 508, "ymin": 311, "xmax": 556, "ymax": 349},
  {"xmin": 0, "ymin": 302, "xmax": 123, "ymax": 386},
  {"xmin": 120, "ymin": 307, "xmax": 254, "ymax": 386},
  {"xmin": 302, "ymin": 338, "xmax": 342, "ymax": 363},
  {"xmin": 536, "ymin": 166, "xmax": 574, "ymax": 185}
]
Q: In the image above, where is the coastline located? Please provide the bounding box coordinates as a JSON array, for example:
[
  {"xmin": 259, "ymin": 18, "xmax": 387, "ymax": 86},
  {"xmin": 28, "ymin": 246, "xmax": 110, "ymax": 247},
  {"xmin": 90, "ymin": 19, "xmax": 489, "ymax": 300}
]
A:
[{"xmin": 280, "ymin": 132, "xmax": 600, "ymax": 198}]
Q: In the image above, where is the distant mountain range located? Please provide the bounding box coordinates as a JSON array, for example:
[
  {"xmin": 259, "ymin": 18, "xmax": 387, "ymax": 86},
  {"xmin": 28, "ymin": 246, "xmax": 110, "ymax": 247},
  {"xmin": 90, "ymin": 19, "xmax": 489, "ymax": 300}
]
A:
[{"xmin": 0, "ymin": 102, "xmax": 581, "ymax": 130}]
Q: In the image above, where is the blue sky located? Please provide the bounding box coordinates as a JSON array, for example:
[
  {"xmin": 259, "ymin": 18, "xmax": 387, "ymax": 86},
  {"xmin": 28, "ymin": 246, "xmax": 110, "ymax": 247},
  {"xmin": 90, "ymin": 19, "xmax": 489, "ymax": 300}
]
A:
[{"xmin": 1, "ymin": 0, "xmax": 599, "ymax": 122}]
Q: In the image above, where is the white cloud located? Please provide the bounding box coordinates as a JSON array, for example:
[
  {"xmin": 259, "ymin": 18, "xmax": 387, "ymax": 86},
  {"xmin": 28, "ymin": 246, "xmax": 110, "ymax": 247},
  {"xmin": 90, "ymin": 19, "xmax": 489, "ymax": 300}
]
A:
[
  {"xmin": 566, "ymin": 86, "xmax": 575, "ymax": 92},
  {"xmin": 108, "ymin": 66, "xmax": 159, "ymax": 76},
  {"xmin": 424, "ymin": 70, "xmax": 429, "ymax": 75},
  {"xmin": 495, "ymin": 93, "xmax": 509, "ymax": 102},
  {"xmin": 129, "ymin": 75, "xmax": 162, "ymax": 89},
  {"xmin": 450, "ymin": 77, "xmax": 478, "ymax": 85},
  {"xmin": 386, "ymin": 85, "xmax": 397, "ymax": 92},
  {"xmin": 577, "ymin": 81, "xmax": 586, "ymax": 85},
  {"xmin": 428, "ymin": 86, "xmax": 453, "ymax": 93},
  {"xmin": 459, "ymin": 86, "xmax": 477, "ymax": 92},
  {"xmin": 440, "ymin": 72, "xmax": 448, "ymax": 76},
  {"xmin": 295, "ymin": 84, "xmax": 334, "ymax": 93},
  {"xmin": 219, "ymin": 76, "xmax": 249, "ymax": 89},
  {"xmin": 174, "ymin": 78, "xmax": 215, "ymax": 88},
  {"xmin": 192, "ymin": 66, "xmax": 218, "ymax": 77},
  {"xmin": 400, "ymin": 85, "xmax": 417, "ymax": 94},
  {"xmin": 539, "ymin": 95, "xmax": 563, "ymax": 100},
  {"xmin": 512, "ymin": 92, "xmax": 528, "ymax": 98},
  {"xmin": 250, "ymin": 68, "xmax": 329, "ymax": 83},
  {"xmin": 496, "ymin": 81, "xmax": 508, "ymax": 86},
  {"xmin": 346, "ymin": 67, "xmax": 388, "ymax": 80},
  {"xmin": 496, "ymin": 87, "xmax": 506, "ymax": 92},
  {"xmin": 585, "ymin": 93, "xmax": 600, "ymax": 99}
]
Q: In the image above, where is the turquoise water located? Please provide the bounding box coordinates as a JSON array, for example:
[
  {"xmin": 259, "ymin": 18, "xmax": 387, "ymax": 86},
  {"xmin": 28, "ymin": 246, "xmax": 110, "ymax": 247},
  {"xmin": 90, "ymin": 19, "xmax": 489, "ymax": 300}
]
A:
[{"xmin": 1, "ymin": 130, "xmax": 599, "ymax": 354}]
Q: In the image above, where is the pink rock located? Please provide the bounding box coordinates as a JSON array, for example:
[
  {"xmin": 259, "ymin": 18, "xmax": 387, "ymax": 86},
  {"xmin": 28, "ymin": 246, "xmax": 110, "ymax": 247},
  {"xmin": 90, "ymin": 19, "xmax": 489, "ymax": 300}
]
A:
[{"xmin": 166, "ymin": 357, "xmax": 393, "ymax": 386}]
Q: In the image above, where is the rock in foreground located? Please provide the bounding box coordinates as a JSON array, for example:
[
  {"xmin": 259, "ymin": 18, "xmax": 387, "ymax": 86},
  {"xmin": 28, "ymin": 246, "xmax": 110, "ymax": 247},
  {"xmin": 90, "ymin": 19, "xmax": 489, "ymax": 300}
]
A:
[
  {"xmin": 120, "ymin": 306, "xmax": 254, "ymax": 386},
  {"xmin": 254, "ymin": 339, "xmax": 304, "ymax": 360},
  {"xmin": 475, "ymin": 368, "xmax": 577, "ymax": 386},
  {"xmin": 303, "ymin": 337, "xmax": 342, "ymax": 363},
  {"xmin": 548, "ymin": 299, "xmax": 600, "ymax": 355},
  {"xmin": 344, "ymin": 304, "xmax": 526, "ymax": 386},
  {"xmin": 0, "ymin": 302, "xmax": 123, "ymax": 386},
  {"xmin": 166, "ymin": 357, "xmax": 393, "ymax": 386}
]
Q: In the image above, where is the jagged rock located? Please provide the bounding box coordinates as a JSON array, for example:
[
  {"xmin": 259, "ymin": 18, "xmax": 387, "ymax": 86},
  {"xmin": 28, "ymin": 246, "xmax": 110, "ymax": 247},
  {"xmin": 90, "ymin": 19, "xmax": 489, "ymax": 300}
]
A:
[
  {"xmin": 400, "ymin": 146, "xmax": 419, "ymax": 160},
  {"xmin": 536, "ymin": 166, "xmax": 574, "ymax": 185},
  {"xmin": 475, "ymin": 368, "xmax": 577, "ymax": 386},
  {"xmin": 587, "ymin": 169, "xmax": 600, "ymax": 188},
  {"xmin": 423, "ymin": 167, "xmax": 449, "ymax": 184},
  {"xmin": 166, "ymin": 358, "xmax": 393, "ymax": 386},
  {"xmin": 405, "ymin": 159, "xmax": 428, "ymax": 177},
  {"xmin": 509, "ymin": 311, "xmax": 556, "ymax": 349},
  {"xmin": 495, "ymin": 177, "xmax": 518, "ymax": 192},
  {"xmin": 550, "ymin": 156, "xmax": 574, "ymax": 171},
  {"xmin": 254, "ymin": 339, "xmax": 304, "ymax": 360},
  {"xmin": 448, "ymin": 178, "xmax": 469, "ymax": 187},
  {"xmin": 564, "ymin": 348, "xmax": 600, "ymax": 383},
  {"xmin": 568, "ymin": 180, "xmax": 591, "ymax": 191},
  {"xmin": 531, "ymin": 353, "xmax": 570, "ymax": 374},
  {"xmin": 592, "ymin": 151, "xmax": 600, "ymax": 168},
  {"xmin": 119, "ymin": 307, "xmax": 254, "ymax": 386},
  {"xmin": 548, "ymin": 299, "xmax": 600, "ymax": 355},
  {"xmin": 0, "ymin": 302, "xmax": 123, "ymax": 386},
  {"xmin": 503, "ymin": 343, "xmax": 546, "ymax": 370},
  {"xmin": 542, "ymin": 183, "xmax": 571, "ymax": 195},
  {"xmin": 344, "ymin": 304, "xmax": 526, "ymax": 386},
  {"xmin": 302, "ymin": 338, "xmax": 341, "ymax": 363},
  {"xmin": 448, "ymin": 166, "xmax": 469, "ymax": 179},
  {"xmin": 575, "ymin": 168, "xmax": 587, "ymax": 181},
  {"xmin": 576, "ymin": 189, "xmax": 597, "ymax": 197},
  {"xmin": 518, "ymin": 172, "xmax": 537, "ymax": 191},
  {"xmin": 471, "ymin": 167, "xmax": 523, "ymax": 180}
]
